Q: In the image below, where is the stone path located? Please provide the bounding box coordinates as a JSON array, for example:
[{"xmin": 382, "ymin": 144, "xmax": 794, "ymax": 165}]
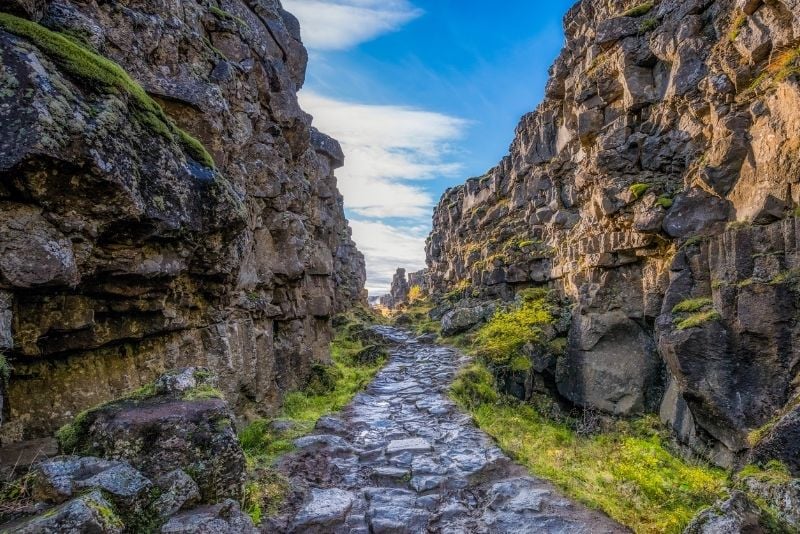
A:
[{"xmin": 271, "ymin": 326, "xmax": 628, "ymax": 533}]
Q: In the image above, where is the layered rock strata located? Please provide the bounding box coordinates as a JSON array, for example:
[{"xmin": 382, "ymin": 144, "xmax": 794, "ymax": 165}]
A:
[
  {"xmin": 426, "ymin": 0, "xmax": 800, "ymax": 470},
  {"xmin": 0, "ymin": 0, "xmax": 365, "ymax": 443}
]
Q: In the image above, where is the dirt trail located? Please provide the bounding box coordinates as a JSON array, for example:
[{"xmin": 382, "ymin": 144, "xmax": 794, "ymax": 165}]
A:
[{"xmin": 270, "ymin": 326, "xmax": 628, "ymax": 533}]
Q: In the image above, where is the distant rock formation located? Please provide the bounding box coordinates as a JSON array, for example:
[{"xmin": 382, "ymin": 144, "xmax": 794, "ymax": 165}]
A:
[
  {"xmin": 425, "ymin": 0, "xmax": 800, "ymax": 473},
  {"xmin": 0, "ymin": 0, "xmax": 365, "ymax": 443}
]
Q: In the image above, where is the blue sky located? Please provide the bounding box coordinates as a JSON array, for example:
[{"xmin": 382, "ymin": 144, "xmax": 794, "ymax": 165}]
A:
[{"xmin": 282, "ymin": 0, "xmax": 573, "ymax": 294}]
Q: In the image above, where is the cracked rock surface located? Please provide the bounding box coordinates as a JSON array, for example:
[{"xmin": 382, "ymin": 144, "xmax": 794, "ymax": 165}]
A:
[{"xmin": 270, "ymin": 327, "xmax": 627, "ymax": 534}]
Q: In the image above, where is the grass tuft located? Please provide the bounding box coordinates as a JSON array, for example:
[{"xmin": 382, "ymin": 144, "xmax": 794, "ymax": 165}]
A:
[
  {"xmin": 622, "ymin": 2, "xmax": 655, "ymax": 18},
  {"xmin": 0, "ymin": 12, "xmax": 215, "ymax": 168},
  {"xmin": 672, "ymin": 298, "xmax": 713, "ymax": 314}
]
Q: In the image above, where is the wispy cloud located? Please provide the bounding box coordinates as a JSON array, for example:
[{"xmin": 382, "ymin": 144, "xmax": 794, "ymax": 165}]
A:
[
  {"xmin": 349, "ymin": 220, "xmax": 428, "ymax": 294},
  {"xmin": 282, "ymin": 0, "xmax": 423, "ymax": 50},
  {"xmin": 299, "ymin": 91, "xmax": 468, "ymax": 291},
  {"xmin": 299, "ymin": 91, "xmax": 467, "ymax": 219}
]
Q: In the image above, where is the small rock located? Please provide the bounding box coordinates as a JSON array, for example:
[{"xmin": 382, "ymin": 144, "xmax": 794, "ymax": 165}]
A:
[
  {"xmin": 386, "ymin": 438, "xmax": 433, "ymax": 456},
  {"xmin": 154, "ymin": 367, "xmax": 217, "ymax": 396},
  {"xmin": 315, "ymin": 415, "xmax": 348, "ymax": 435},
  {"xmin": 293, "ymin": 488, "xmax": 354, "ymax": 528},
  {"xmin": 293, "ymin": 434, "xmax": 353, "ymax": 455},
  {"xmin": 160, "ymin": 499, "xmax": 257, "ymax": 533},
  {"xmin": 153, "ymin": 469, "xmax": 201, "ymax": 518}
]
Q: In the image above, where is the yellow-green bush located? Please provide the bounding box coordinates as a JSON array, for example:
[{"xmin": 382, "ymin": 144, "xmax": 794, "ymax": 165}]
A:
[{"xmin": 473, "ymin": 290, "xmax": 556, "ymax": 366}]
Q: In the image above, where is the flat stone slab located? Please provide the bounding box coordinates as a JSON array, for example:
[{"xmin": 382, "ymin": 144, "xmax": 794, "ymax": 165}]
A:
[
  {"xmin": 294, "ymin": 488, "xmax": 355, "ymax": 527},
  {"xmin": 386, "ymin": 438, "xmax": 433, "ymax": 455}
]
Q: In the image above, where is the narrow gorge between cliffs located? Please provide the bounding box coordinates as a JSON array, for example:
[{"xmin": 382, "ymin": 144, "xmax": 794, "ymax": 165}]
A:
[{"xmin": 1, "ymin": 0, "xmax": 800, "ymax": 533}]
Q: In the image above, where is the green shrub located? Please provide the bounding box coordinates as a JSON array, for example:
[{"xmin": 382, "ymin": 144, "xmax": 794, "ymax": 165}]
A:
[
  {"xmin": 622, "ymin": 1, "xmax": 654, "ymax": 17},
  {"xmin": 474, "ymin": 291, "xmax": 556, "ymax": 366},
  {"xmin": 0, "ymin": 12, "xmax": 215, "ymax": 168}
]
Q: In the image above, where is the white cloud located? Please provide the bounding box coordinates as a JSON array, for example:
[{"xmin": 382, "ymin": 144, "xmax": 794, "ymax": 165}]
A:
[
  {"xmin": 282, "ymin": 0, "xmax": 423, "ymax": 50},
  {"xmin": 299, "ymin": 91, "xmax": 468, "ymax": 219},
  {"xmin": 349, "ymin": 220, "xmax": 428, "ymax": 294},
  {"xmin": 299, "ymin": 91, "xmax": 468, "ymax": 291}
]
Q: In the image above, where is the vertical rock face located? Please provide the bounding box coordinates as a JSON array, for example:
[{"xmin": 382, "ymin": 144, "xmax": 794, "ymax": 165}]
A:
[
  {"xmin": 0, "ymin": 0, "xmax": 365, "ymax": 442},
  {"xmin": 426, "ymin": 0, "xmax": 800, "ymax": 468}
]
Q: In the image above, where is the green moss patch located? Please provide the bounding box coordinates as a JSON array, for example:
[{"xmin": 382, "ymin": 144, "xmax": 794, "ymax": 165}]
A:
[
  {"xmin": 671, "ymin": 297, "xmax": 722, "ymax": 330},
  {"xmin": 629, "ymin": 183, "xmax": 651, "ymax": 200},
  {"xmin": 473, "ymin": 289, "xmax": 557, "ymax": 368},
  {"xmin": 0, "ymin": 12, "xmax": 215, "ymax": 168}
]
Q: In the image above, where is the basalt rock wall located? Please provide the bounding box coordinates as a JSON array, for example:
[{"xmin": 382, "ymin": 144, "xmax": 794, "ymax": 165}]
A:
[
  {"xmin": 0, "ymin": 0, "xmax": 365, "ymax": 443},
  {"xmin": 427, "ymin": 0, "xmax": 800, "ymax": 469}
]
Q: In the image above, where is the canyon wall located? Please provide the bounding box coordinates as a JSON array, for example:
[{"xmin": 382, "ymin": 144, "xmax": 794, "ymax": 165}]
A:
[
  {"xmin": 426, "ymin": 0, "xmax": 800, "ymax": 471},
  {"xmin": 0, "ymin": 0, "xmax": 365, "ymax": 443}
]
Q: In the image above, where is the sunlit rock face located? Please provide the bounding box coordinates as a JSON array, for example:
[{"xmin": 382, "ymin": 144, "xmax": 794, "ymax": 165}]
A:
[
  {"xmin": 426, "ymin": 0, "xmax": 800, "ymax": 470},
  {"xmin": 0, "ymin": 0, "xmax": 365, "ymax": 441}
]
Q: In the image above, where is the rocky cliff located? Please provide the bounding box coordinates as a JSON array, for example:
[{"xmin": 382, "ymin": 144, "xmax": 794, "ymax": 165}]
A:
[
  {"xmin": 0, "ymin": 0, "xmax": 365, "ymax": 443},
  {"xmin": 426, "ymin": 0, "xmax": 800, "ymax": 471}
]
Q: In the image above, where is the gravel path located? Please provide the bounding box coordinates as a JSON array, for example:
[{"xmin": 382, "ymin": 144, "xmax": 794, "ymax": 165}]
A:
[{"xmin": 271, "ymin": 326, "xmax": 628, "ymax": 533}]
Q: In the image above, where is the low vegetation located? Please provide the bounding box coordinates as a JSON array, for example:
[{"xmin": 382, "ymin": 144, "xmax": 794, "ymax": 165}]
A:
[
  {"xmin": 238, "ymin": 309, "xmax": 388, "ymax": 523},
  {"xmin": 473, "ymin": 288, "xmax": 557, "ymax": 368},
  {"xmin": 450, "ymin": 361, "xmax": 728, "ymax": 533},
  {"xmin": 621, "ymin": 1, "xmax": 655, "ymax": 18},
  {"xmin": 671, "ymin": 298, "xmax": 722, "ymax": 331},
  {"xmin": 0, "ymin": 12, "xmax": 215, "ymax": 168},
  {"xmin": 630, "ymin": 182, "xmax": 651, "ymax": 200}
]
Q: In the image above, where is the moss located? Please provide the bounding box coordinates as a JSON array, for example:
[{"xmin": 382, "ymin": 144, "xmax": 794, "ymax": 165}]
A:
[
  {"xmin": 85, "ymin": 495, "xmax": 124, "ymax": 529},
  {"xmin": 242, "ymin": 472, "xmax": 289, "ymax": 524},
  {"xmin": 728, "ymin": 12, "xmax": 747, "ymax": 42},
  {"xmin": 0, "ymin": 12, "xmax": 215, "ymax": 168},
  {"xmin": 0, "ymin": 353, "xmax": 11, "ymax": 383},
  {"xmin": 209, "ymin": 6, "xmax": 249, "ymax": 28},
  {"xmin": 655, "ymin": 196, "xmax": 673, "ymax": 209},
  {"xmin": 182, "ymin": 384, "xmax": 224, "ymax": 401},
  {"xmin": 672, "ymin": 298, "xmax": 713, "ymax": 314},
  {"xmin": 639, "ymin": 17, "xmax": 659, "ymax": 33},
  {"xmin": 747, "ymin": 395, "xmax": 800, "ymax": 446},
  {"xmin": 56, "ymin": 408, "xmax": 93, "ymax": 453},
  {"xmin": 474, "ymin": 290, "xmax": 557, "ymax": 368},
  {"xmin": 738, "ymin": 460, "xmax": 793, "ymax": 484},
  {"xmin": 621, "ymin": 1, "xmax": 655, "ymax": 17},
  {"xmin": 770, "ymin": 268, "xmax": 800, "ymax": 286},
  {"xmin": 630, "ymin": 182, "xmax": 651, "ymax": 199},
  {"xmin": 675, "ymin": 310, "xmax": 722, "ymax": 330}
]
